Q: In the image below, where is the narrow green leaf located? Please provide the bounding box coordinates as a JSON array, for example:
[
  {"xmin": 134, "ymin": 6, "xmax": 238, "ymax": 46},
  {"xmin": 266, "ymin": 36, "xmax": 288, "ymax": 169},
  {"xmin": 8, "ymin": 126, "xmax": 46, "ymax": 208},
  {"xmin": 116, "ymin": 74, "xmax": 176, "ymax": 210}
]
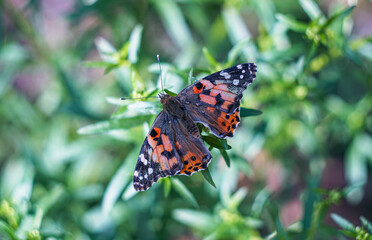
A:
[
  {"xmin": 102, "ymin": 156, "xmax": 133, "ymax": 214},
  {"xmin": 163, "ymin": 177, "xmax": 172, "ymax": 197},
  {"xmin": 299, "ymin": 0, "xmax": 325, "ymax": 20},
  {"xmin": 173, "ymin": 209, "xmax": 215, "ymax": 230},
  {"xmin": 202, "ymin": 47, "xmax": 218, "ymax": 67},
  {"xmin": 187, "ymin": 68, "xmax": 194, "ymax": 85},
  {"xmin": 302, "ymin": 187, "xmax": 317, "ymax": 231},
  {"xmin": 276, "ymin": 14, "xmax": 308, "ymax": 33},
  {"xmin": 153, "ymin": 0, "xmax": 192, "ymax": 48},
  {"xmin": 122, "ymin": 182, "xmax": 138, "ymax": 201},
  {"xmin": 339, "ymin": 229, "xmax": 357, "ymax": 238},
  {"xmin": 304, "ymin": 42, "xmax": 319, "ymax": 66},
  {"xmin": 275, "ymin": 213, "xmax": 290, "ymax": 240},
  {"xmin": 320, "ymin": 6, "xmax": 355, "ymax": 31},
  {"xmin": 331, "ymin": 213, "xmax": 355, "ymax": 231},
  {"xmin": 361, "ymin": 216, "xmax": 372, "ymax": 234},
  {"xmin": 128, "ymin": 24, "xmax": 143, "ymax": 64},
  {"xmin": 227, "ymin": 38, "xmax": 252, "ymax": 65},
  {"xmin": 147, "ymin": 88, "xmax": 160, "ymax": 97},
  {"xmin": 171, "ymin": 178, "xmax": 199, "ymax": 208},
  {"xmin": 202, "ymin": 135, "xmax": 231, "ymax": 150},
  {"xmin": 201, "ymin": 168, "xmax": 216, "ymax": 188},
  {"xmin": 95, "ymin": 36, "xmax": 117, "ymax": 62},
  {"xmin": 345, "ymin": 140, "xmax": 367, "ymax": 185},
  {"xmin": 220, "ymin": 149, "xmax": 230, "ymax": 167},
  {"xmin": 251, "ymin": 188, "xmax": 271, "ymax": 217},
  {"xmin": 240, "ymin": 108, "xmax": 262, "ymax": 117},
  {"xmin": 77, "ymin": 115, "xmax": 151, "ymax": 135},
  {"xmin": 83, "ymin": 61, "xmax": 115, "ymax": 68},
  {"xmin": 228, "ymin": 187, "xmax": 247, "ymax": 209},
  {"xmin": 37, "ymin": 185, "xmax": 65, "ymax": 214},
  {"xmin": 222, "ymin": 5, "xmax": 258, "ymax": 60},
  {"xmin": 104, "ymin": 64, "xmax": 119, "ymax": 75},
  {"xmin": 164, "ymin": 89, "xmax": 177, "ymax": 96},
  {"xmin": 0, "ymin": 220, "xmax": 16, "ymax": 239}
]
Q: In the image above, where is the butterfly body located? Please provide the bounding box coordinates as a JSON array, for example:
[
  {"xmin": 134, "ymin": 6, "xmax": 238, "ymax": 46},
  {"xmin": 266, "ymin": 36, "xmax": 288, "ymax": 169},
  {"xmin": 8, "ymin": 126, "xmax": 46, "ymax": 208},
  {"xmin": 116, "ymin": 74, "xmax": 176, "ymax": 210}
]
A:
[{"xmin": 133, "ymin": 63, "xmax": 257, "ymax": 191}]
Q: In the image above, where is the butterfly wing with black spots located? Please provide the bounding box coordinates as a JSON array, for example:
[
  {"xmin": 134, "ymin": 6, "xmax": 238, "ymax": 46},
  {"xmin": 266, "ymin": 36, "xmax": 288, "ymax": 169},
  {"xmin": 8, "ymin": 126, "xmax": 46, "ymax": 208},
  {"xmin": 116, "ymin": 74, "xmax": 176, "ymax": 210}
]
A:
[
  {"xmin": 177, "ymin": 63, "xmax": 257, "ymax": 138},
  {"xmin": 133, "ymin": 112, "xmax": 183, "ymax": 191}
]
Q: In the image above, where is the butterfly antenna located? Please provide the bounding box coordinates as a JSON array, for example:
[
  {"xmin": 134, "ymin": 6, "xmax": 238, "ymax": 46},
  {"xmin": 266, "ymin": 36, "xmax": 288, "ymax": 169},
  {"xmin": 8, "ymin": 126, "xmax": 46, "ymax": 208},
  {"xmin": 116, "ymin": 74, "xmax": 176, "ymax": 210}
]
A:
[
  {"xmin": 120, "ymin": 96, "xmax": 159, "ymax": 101},
  {"xmin": 157, "ymin": 54, "xmax": 164, "ymax": 94}
]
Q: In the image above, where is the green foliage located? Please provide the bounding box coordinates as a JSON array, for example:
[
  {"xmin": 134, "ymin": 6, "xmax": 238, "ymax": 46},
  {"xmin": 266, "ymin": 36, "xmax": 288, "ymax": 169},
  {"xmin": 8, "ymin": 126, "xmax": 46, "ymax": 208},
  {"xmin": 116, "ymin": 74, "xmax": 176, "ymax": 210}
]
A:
[{"xmin": 1, "ymin": 0, "xmax": 372, "ymax": 239}]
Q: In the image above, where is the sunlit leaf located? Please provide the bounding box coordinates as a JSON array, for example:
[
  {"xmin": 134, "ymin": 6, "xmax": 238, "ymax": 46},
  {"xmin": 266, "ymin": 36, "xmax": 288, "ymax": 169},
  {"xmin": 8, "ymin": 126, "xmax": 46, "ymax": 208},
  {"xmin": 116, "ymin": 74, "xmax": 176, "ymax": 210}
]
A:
[
  {"xmin": 251, "ymin": 188, "xmax": 271, "ymax": 217},
  {"xmin": 276, "ymin": 14, "xmax": 308, "ymax": 33},
  {"xmin": 128, "ymin": 24, "xmax": 143, "ymax": 64},
  {"xmin": 173, "ymin": 209, "xmax": 215, "ymax": 230},
  {"xmin": 163, "ymin": 177, "xmax": 172, "ymax": 197},
  {"xmin": 299, "ymin": 0, "xmax": 325, "ymax": 20},
  {"xmin": 102, "ymin": 156, "xmax": 133, "ymax": 214},
  {"xmin": 331, "ymin": 213, "xmax": 355, "ymax": 231},
  {"xmin": 164, "ymin": 89, "xmax": 177, "ymax": 96}
]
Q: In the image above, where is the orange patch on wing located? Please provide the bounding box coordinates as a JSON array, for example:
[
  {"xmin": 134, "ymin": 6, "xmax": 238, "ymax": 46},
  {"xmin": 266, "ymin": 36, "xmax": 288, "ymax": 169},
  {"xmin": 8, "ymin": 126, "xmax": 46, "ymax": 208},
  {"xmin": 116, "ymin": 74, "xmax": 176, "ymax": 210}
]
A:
[
  {"xmin": 214, "ymin": 84, "xmax": 229, "ymax": 91},
  {"xmin": 206, "ymin": 107, "xmax": 215, "ymax": 113},
  {"xmin": 159, "ymin": 155, "xmax": 169, "ymax": 171},
  {"xmin": 184, "ymin": 151, "xmax": 196, "ymax": 161},
  {"xmin": 216, "ymin": 108, "xmax": 241, "ymax": 135},
  {"xmin": 200, "ymin": 94, "xmax": 217, "ymax": 105},
  {"xmin": 169, "ymin": 157, "xmax": 178, "ymax": 168},
  {"xmin": 193, "ymin": 86, "xmax": 203, "ymax": 94},
  {"xmin": 152, "ymin": 150, "xmax": 158, "ymax": 163},
  {"xmin": 175, "ymin": 141, "xmax": 181, "ymax": 150},
  {"xmin": 200, "ymin": 79, "xmax": 214, "ymax": 89},
  {"xmin": 161, "ymin": 135, "xmax": 172, "ymax": 152},
  {"xmin": 210, "ymin": 89, "xmax": 236, "ymax": 102},
  {"xmin": 155, "ymin": 144, "xmax": 164, "ymax": 154},
  {"xmin": 221, "ymin": 101, "xmax": 231, "ymax": 110},
  {"xmin": 148, "ymin": 127, "xmax": 161, "ymax": 148}
]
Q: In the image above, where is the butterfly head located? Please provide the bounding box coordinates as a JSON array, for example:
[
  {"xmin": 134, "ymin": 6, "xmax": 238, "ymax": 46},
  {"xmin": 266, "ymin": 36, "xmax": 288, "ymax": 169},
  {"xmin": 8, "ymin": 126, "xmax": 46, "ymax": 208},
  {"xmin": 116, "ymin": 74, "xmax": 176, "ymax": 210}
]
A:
[{"xmin": 159, "ymin": 92, "xmax": 171, "ymax": 105}]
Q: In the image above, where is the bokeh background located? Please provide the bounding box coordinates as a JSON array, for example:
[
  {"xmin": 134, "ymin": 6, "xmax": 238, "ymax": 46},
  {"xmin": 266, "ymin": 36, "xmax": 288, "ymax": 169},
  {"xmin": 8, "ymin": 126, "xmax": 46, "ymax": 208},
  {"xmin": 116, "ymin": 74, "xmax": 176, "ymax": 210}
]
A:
[{"xmin": 1, "ymin": 0, "xmax": 372, "ymax": 239}]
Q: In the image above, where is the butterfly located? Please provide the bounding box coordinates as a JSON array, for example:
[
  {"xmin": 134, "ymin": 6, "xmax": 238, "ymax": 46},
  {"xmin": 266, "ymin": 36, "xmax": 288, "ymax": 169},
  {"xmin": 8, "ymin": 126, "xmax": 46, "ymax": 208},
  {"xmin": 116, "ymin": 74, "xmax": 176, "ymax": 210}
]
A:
[{"xmin": 133, "ymin": 63, "xmax": 257, "ymax": 191}]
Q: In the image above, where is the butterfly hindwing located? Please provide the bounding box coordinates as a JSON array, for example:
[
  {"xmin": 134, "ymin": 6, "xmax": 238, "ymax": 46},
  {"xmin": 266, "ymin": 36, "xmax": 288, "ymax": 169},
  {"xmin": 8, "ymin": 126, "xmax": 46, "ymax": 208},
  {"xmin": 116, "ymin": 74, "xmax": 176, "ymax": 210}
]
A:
[
  {"xmin": 177, "ymin": 63, "xmax": 257, "ymax": 138},
  {"xmin": 133, "ymin": 112, "xmax": 183, "ymax": 191},
  {"xmin": 169, "ymin": 115, "xmax": 212, "ymax": 176}
]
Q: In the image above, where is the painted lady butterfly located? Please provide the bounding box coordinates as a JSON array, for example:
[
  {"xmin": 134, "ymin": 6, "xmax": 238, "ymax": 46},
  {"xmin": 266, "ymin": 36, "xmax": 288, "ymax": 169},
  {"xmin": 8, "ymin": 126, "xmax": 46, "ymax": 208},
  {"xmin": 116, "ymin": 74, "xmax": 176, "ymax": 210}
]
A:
[{"xmin": 133, "ymin": 63, "xmax": 257, "ymax": 191}]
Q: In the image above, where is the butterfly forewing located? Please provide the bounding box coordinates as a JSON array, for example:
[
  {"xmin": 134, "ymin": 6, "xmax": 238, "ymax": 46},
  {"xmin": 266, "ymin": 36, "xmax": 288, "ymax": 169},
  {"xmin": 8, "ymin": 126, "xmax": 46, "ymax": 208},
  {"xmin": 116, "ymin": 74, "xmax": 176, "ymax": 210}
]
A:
[
  {"xmin": 177, "ymin": 63, "xmax": 257, "ymax": 138},
  {"xmin": 133, "ymin": 112, "xmax": 183, "ymax": 191}
]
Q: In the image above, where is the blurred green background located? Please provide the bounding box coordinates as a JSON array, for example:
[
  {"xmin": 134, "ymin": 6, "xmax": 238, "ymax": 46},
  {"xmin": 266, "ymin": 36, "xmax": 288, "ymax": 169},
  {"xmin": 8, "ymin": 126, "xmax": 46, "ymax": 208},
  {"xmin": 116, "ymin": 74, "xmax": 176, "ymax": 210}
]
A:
[{"xmin": 1, "ymin": 0, "xmax": 372, "ymax": 239}]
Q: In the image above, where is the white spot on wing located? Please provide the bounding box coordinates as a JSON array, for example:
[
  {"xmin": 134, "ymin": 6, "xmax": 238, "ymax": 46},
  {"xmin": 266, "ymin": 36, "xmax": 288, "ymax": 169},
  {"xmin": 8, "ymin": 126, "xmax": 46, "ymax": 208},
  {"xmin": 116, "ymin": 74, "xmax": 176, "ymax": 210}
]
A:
[
  {"xmin": 148, "ymin": 168, "xmax": 153, "ymax": 174},
  {"xmin": 134, "ymin": 171, "xmax": 139, "ymax": 177},
  {"xmin": 140, "ymin": 154, "xmax": 147, "ymax": 165},
  {"xmin": 237, "ymin": 64, "xmax": 242, "ymax": 69},
  {"xmin": 240, "ymin": 75, "xmax": 244, "ymax": 79},
  {"xmin": 144, "ymin": 174, "xmax": 148, "ymax": 179},
  {"xmin": 242, "ymin": 70, "xmax": 246, "ymax": 73},
  {"xmin": 233, "ymin": 79, "xmax": 239, "ymax": 85}
]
